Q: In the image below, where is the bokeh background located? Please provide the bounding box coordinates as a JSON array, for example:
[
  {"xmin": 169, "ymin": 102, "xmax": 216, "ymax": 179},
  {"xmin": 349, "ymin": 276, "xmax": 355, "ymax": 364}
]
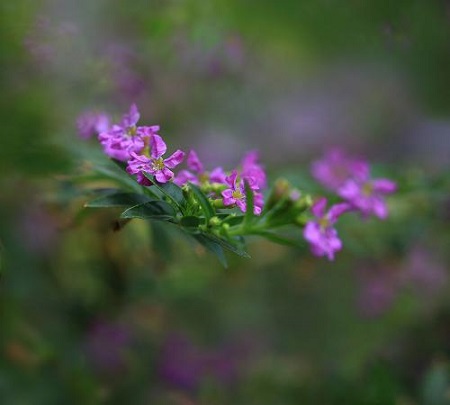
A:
[{"xmin": 1, "ymin": 1, "xmax": 449, "ymax": 404}]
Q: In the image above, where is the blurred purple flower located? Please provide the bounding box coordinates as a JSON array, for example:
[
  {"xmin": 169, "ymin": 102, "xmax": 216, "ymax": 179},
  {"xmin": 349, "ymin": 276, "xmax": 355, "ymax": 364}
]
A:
[
  {"xmin": 18, "ymin": 205, "xmax": 59, "ymax": 255},
  {"xmin": 303, "ymin": 198, "xmax": 350, "ymax": 260},
  {"xmin": 174, "ymin": 150, "xmax": 227, "ymax": 187},
  {"xmin": 158, "ymin": 334, "xmax": 241, "ymax": 392},
  {"xmin": 311, "ymin": 148, "xmax": 369, "ymax": 191},
  {"xmin": 105, "ymin": 43, "xmax": 147, "ymax": 101},
  {"xmin": 356, "ymin": 270, "xmax": 397, "ymax": 318},
  {"xmin": 241, "ymin": 150, "xmax": 267, "ymax": 189},
  {"xmin": 85, "ymin": 320, "xmax": 132, "ymax": 374},
  {"xmin": 338, "ymin": 176, "xmax": 396, "ymax": 219},
  {"xmin": 76, "ymin": 111, "xmax": 110, "ymax": 139},
  {"xmin": 400, "ymin": 247, "xmax": 448, "ymax": 296},
  {"xmin": 98, "ymin": 104, "xmax": 159, "ymax": 161}
]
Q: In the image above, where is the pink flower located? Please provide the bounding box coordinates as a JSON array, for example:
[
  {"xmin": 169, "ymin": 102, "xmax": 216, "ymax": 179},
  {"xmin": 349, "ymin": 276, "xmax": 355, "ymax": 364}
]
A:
[
  {"xmin": 221, "ymin": 170, "xmax": 264, "ymax": 215},
  {"xmin": 338, "ymin": 177, "xmax": 396, "ymax": 219},
  {"xmin": 303, "ymin": 198, "xmax": 350, "ymax": 260},
  {"xmin": 77, "ymin": 111, "xmax": 110, "ymax": 139},
  {"xmin": 241, "ymin": 150, "xmax": 267, "ymax": 189},
  {"xmin": 127, "ymin": 134, "xmax": 185, "ymax": 183},
  {"xmin": 311, "ymin": 148, "xmax": 369, "ymax": 191},
  {"xmin": 174, "ymin": 150, "xmax": 227, "ymax": 187},
  {"xmin": 98, "ymin": 104, "xmax": 159, "ymax": 161}
]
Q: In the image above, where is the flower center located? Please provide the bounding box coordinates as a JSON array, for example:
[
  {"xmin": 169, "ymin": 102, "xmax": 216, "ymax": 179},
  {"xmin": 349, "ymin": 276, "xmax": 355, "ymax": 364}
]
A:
[
  {"xmin": 151, "ymin": 157, "xmax": 165, "ymax": 171},
  {"xmin": 319, "ymin": 217, "xmax": 329, "ymax": 230},
  {"xmin": 362, "ymin": 182, "xmax": 373, "ymax": 196},
  {"xmin": 232, "ymin": 190, "xmax": 244, "ymax": 200},
  {"xmin": 199, "ymin": 172, "xmax": 209, "ymax": 184},
  {"xmin": 126, "ymin": 125, "xmax": 137, "ymax": 136}
]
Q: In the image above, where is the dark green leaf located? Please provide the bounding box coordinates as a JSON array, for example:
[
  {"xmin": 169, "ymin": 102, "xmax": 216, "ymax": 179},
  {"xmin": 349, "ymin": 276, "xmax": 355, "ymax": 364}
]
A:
[
  {"xmin": 120, "ymin": 201, "xmax": 176, "ymax": 220},
  {"xmin": 180, "ymin": 216, "xmax": 203, "ymax": 229},
  {"xmin": 253, "ymin": 230, "xmax": 304, "ymax": 248},
  {"xmin": 203, "ymin": 233, "xmax": 250, "ymax": 258},
  {"xmin": 194, "ymin": 234, "xmax": 227, "ymax": 267},
  {"xmin": 190, "ymin": 184, "xmax": 215, "ymax": 220},
  {"xmin": 85, "ymin": 192, "xmax": 154, "ymax": 208},
  {"xmin": 243, "ymin": 180, "xmax": 255, "ymax": 226},
  {"xmin": 143, "ymin": 174, "xmax": 186, "ymax": 212}
]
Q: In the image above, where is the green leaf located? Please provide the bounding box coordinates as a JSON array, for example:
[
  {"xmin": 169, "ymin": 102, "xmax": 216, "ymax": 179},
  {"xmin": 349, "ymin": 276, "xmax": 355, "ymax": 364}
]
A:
[
  {"xmin": 110, "ymin": 158, "xmax": 128, "ymax": 172},
  {"xmin": 243, "ymin": 180, "xmax": 255, "ymax": 226},
  {"xmin": 85, "ymin": 192, "xmax": 154, "ymax": 208},
  {"xmin": 143, "ymin": 174, "xmax": 186, "ymax": 212},
  {"xmin": 190, "ymin": 184, "xmax": 215, "ymax": 220},
  {"xmin": 253, "ymin": 230, "xmax": 304, "ymax": 248},
  {"xmin": 120, "ymin": 201, "xmax": 176, "ymax": 221},
  {"xmin": 180, "ymin": 216, "xmax": 203, "ymax": 229},
  {"xmin": 194, "ymin": 234, "xmax": 227, "ymax": 267},
  {"xmin": 203, "ymin": 233, "xmax": 251, "ymax": 258},
  {"xmin": 93, "ymin": 164, "xmax": 141, "ymax": 191}
]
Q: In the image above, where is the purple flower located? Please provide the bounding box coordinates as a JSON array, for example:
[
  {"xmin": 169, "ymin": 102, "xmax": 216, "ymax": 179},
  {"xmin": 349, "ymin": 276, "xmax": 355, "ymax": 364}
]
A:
[
  {"xmin": 76, "ymin": 111, "xmax": 110, "ymax": 139},
  {"xmin": 158, "ymin": 334, "xmax": 241, "ymax": 392},
  {"xmin": 222, "ymin": 170, "xmax": 263, "ymax": 215},
  {"xmin": 84, "ymin": 320, "xmax": 132, "ymax": 375},
  {"xmin": 127, "ymin": 134, "xmax": 185, "ymax": 183},
  {"xmin": 98, "ymin": 104, "xmax": 159, "ymax": 161},
  {"xmin": 311, "ymin": 148, "xmax": 369, "ymax": 191},
  {"xmin": 303, "ymin": 198, "xmax": 350, "ymax": 260},
  {"xmin": 174, "ymin": 149, "xmax": 227, "ymax": 187},
  {"xmin": 241, "ymin": 150, "xmax": 267, "ymax": 189},
  {"xmin": 338, "ymin": 177, "xmax": 396, "ymax": 219}
]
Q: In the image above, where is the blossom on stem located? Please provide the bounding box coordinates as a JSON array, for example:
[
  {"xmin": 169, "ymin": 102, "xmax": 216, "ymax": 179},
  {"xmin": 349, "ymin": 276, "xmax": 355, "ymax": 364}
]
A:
[
  {"xmin": 221, "ymin": 170, "xmax": 263, "ymax": 215},
  {"xmin": 98, "ymin": 104, "xmax": 159, "ymax": 161},
  {"xmin": 127, "ymin": 134, "xmax": 185, "ymax": 183},
  {"xmin": 77, "ymin": 111, "xmax": 110, "ymax": 139},
  {"xmin": 303, "ymin": 198, "xmax": 350, "ymax": 260},
  {"xmin": 338, "ymin": 176, "xmax": 396, "ymax": 219},
  {"xmin": 241, "ymin": 150, "xmax": 267, "ymax": 189},
  {"xmin": 311, "ymin": 148, "xmax": 369, "ymax": 191},
  {"xmin": 174, "ymin": 150, "xmax": 227, "ymax": 187}
]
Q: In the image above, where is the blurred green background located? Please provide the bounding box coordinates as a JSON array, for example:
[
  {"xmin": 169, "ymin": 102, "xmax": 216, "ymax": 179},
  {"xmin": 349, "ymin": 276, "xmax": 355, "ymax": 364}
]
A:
[{"xmin": 1, "ymin": 1, "xmax": 449, "ymax": 404}]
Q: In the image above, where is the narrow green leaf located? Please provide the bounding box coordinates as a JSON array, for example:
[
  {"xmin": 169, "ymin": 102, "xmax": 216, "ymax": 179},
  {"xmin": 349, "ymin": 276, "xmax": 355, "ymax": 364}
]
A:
[
  {"xmin": 93, "ymin": 164, "xmax": 141, "ymax": 191},
  {"xmin": 85, "ymin": 192, "xmax": 154, "ymax": 208},
  {"xmin": 203, "ymin": 233, "xmax": 251, "ymax": 258},
  {"xmin": 190, "ymin": 184, "xmax": 215, "ymax": 220},
  {"xmin": 243, "ymin": 180, "xmax": 255, "ymax": 226},
  {"xmin": 143, "ymin": 174, "xmax": 185, "ymax": 213},
  {"xmin": 253, "ymin": 230, "xmax": 304, "ymax": 248},
  {"xmin": 180, "ymin": 216, "xmax": 203, "ymax": 229},
  {"xmin": 120, "ymin": 201, "xmax": 176, "ymax": 220},
  {"xmin": 110, "ymin": 159, "xmax": 128, "ymax": 172},
  {"xmin": 194, "ymin": 234, "xmax": 228, "ymax": 267}
]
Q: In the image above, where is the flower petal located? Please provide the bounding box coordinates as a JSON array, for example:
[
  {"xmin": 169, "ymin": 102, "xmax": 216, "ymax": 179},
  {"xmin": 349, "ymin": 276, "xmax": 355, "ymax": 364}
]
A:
[
  {"xmin": 164, "ymin": 150, "xmax": 185, "ymax": 169},
  {"xmin": 311, "ymin": 197, "xmax": 327, "ymax": 218},
  {"xmin": 187, "ymin": 150, "xmax": 204, "ymax": 173},
  {"xmin": 150, "ymin": 134, "xmax": 167, "ymax": 159},
  {"xmin": 155, "ymin": 167, "xmax": 174, "ymax": 183},
  {"xmin": 372, "ymin": 179, "xmax": 396, "ymax": 194}
]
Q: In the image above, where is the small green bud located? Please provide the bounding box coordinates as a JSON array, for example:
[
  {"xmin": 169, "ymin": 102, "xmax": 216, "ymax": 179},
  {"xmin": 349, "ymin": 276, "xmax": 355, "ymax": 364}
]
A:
[
  {"xmin": 265, "ymin": 178, "xmax": 291, "ymax": 210},
  {"xmin": 294, "ymin": 213, "xmax": 309, "ymax": 226},
  {"xmin": 209, "ymin": 216, "xmax": 221, "ymax": 227},
  {"xmin": 294, "ymin": 194, "xmax": 313, "ymax": 211}
]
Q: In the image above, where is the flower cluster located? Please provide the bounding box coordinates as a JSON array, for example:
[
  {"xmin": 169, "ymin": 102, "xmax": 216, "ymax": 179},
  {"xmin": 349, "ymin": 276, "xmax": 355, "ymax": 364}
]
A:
[
  {"xmin": 304, "ymin": 148, "xmax": 397, "ymax": 260},
  {"xmin": 87, "ymin": 104, "xmax": 267, "ymax": 215},
  {"xmin": 80, "ymin": 105, "xmax": 397, "ymax": 263}
]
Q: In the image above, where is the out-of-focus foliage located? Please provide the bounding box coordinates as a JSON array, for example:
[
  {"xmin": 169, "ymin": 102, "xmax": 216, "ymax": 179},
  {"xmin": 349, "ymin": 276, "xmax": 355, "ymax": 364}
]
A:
[{"xmin": 1, "ymin": 0, "xmax": 449, "ymax": 404}]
